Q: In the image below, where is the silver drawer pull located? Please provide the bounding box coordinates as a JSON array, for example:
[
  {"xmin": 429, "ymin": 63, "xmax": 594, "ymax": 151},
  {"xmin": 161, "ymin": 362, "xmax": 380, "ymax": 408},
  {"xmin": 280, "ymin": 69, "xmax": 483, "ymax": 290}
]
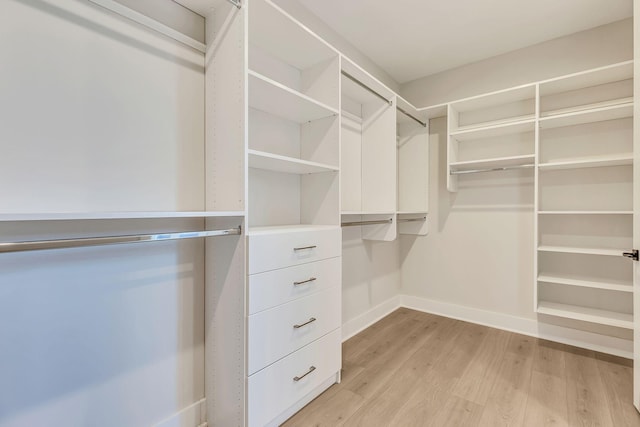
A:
[
  {"xmin": 293, "ymin": 317, "xmax": 316, "ymax": 329},
  {"xmin": 294, "ymin": 245, "xmax": 317, "ymax": 251},
  {"xmin": 293, "ymin": 366, "xmax": 316, "ymax": 382},
  {"xmin": 294, "ymin": 277, "xmax": 317, "ymax": 286}
]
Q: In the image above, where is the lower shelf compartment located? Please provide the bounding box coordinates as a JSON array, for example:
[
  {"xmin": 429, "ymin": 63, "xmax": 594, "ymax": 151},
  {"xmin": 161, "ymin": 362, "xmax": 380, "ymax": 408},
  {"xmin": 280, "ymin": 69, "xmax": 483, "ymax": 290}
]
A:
[{"xmin": 537, "ymin": 301, "xmax": 633, "ymax": 329}]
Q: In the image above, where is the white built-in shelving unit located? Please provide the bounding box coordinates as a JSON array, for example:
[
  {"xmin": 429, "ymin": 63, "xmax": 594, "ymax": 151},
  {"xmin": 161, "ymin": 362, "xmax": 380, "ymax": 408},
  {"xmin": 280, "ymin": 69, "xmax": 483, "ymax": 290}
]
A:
[
  {"xmin": 535, "ymin": 61, "xmax": 634, "ymax": 333},
  {"xmin": 447, "ymin": 85, "xmax": 537, "ymax": 191}
]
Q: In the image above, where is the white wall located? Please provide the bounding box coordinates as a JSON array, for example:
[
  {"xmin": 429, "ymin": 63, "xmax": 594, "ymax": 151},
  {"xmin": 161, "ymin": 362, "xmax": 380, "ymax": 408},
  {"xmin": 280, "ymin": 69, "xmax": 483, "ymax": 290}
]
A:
[
  {"xmin": 0, "ymin": 1, "xmax": 206, "ymax": 426},
  {"xmin": 401, "ymin": 19, "xmax": 633, "ymax": 106},
  {"xmin": 271, "ymin": 0, "xmax": 400, "ymax": 92},
  {"xmin": 399, "ymin": 18, "xmax": 634, "ymax": 351},
  {"xmin": 342, "ymin": 228, "xmax": 401, "ymax": 336}
]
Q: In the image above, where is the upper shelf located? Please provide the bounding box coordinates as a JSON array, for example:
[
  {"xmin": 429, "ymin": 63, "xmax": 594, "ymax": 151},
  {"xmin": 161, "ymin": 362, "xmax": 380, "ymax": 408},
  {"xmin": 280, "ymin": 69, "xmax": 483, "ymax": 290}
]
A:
[
  {"xmin": 450, "ymin": 117, "xmax": 536, "ymax": 141},
  {"xmin": 450, "ymin": 154, "xmax": 535, "ymax": 171},
  {"xmin": 248, "ymin": 70, "xmax": 338, "ymax": 123},
  {"xmin": 539, "ymin": 61, "xmax": 633, "ymax": 97},
  {"xmin": 450, "ymin": 84, "xmax": 536, "ymax": 113},
  {"xmin": 248, "ymin": 149, "xmax": 338, "ymax": 174},
  {"xmin": 538, "ymin": 153, "xmax": 633, "ymax": 170},
  {"xmin": 248, "ymin": 0, "xmax": 337, "ymax": 70},
  {"xmin": 539, "ymin": 99, "xmax": 633, "ymax": 129},
  {"xmin": 0, "ymin": 211, "xmax": 246, "ymax": 222}
]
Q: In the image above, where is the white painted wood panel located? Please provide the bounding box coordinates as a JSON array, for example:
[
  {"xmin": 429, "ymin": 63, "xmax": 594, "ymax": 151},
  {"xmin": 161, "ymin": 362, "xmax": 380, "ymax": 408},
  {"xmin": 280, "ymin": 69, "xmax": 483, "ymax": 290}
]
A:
[
  {"xmin": 248, "ymin": 285, "xmax": 340, "ymax": 374},
  {"xmin": 248, "ymin": 227, "xmax": 341, "ymax": 274},
  {"xmin": 248, "ymin": 256, "xmax": 341, "ymax": 315},
  {"xmin": 247, "ymin": 328, "xmax": 341, "ymax": 427}
]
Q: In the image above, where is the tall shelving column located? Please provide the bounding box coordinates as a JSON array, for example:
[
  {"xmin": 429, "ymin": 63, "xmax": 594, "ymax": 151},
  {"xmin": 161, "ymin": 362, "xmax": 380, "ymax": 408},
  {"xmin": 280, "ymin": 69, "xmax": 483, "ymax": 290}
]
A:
[
  {"xmin": 396, "ymin": 96, "xmax": 430, "ymax": 235},
  {"xmin": 535, "ymin": 61, "xmax": 635, "ymax": 333},
  {"xmin": 245, "ymin": 1, "xmax": 342, "ymax": 426},
  {"xmin": 340, "ymin": 57, "xmax": 397, "ymax": 241}
]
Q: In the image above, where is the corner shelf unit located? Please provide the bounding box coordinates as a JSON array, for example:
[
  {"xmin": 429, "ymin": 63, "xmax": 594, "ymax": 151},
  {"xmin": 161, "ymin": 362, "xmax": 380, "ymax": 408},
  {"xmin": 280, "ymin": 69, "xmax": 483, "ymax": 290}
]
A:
[{"xmin": 534, "ymin": 60, "xmax": 634, "ymax": 334}]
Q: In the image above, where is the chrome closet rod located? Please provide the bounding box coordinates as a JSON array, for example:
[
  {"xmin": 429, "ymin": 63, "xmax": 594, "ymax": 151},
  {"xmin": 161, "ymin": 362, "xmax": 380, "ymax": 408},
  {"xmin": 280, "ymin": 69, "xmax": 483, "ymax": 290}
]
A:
[
  {"xmin": 397, "ymin": 217, "xmax": 426, "ymax": 223},
  {"xmin": 341, "ymin": 219, "xmax": 393, "ymax": 227},
  {"xmin": 341, "ymin": 71, "xmax": 393, "ymax": 106},
  {"xmin": 450, "ymin": 164, "xmax": 534, "ymax": 175},
  {"xmin": 0, "ymin": 227, "xmax": 242, "ymax": 253},
  {"xmin": 397, "ymin": 107, "xmax": 427, "ymax": 128}
]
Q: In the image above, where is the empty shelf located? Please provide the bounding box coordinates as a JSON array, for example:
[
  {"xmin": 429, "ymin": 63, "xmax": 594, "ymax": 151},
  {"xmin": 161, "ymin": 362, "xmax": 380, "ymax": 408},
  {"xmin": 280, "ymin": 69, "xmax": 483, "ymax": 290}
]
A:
[
  {"xmin": 537, "ymin": 274, "xmax": 632, "ymax": 293},
  {"xmin": 450, "ymin": 154, "xmax": 535, "ymax": 171},
  {"xmin": 537, "ymin": 301, "xmax": 633, "ymax": 329},
  {"xmin": 248, "ymin": 71, "xmax": 338, "ymax": 123},
  {"xmin": 0, "ymin": 211, "xmax": 246, "ymax": 221},
  {"xmin": 538, "ymin": 210, "xmax": 632, "ymax": 215},
  {"xmin": 538, "ymin": 153, "xmax": 633, "ymax": 170},
  {"xmin": 248, "ymin": 150, "xmax": 338, "ymax": 174},
  {"xmin": 539, "ymin": 100, "xmax": 633, "ymax": 129},
  {"xmin": 537, "ymin": 245, "xmax": 624, "ymax": 257},
  {"xmin": 450, "ymin": 117, "xmax": 535, "ymax": 141}
]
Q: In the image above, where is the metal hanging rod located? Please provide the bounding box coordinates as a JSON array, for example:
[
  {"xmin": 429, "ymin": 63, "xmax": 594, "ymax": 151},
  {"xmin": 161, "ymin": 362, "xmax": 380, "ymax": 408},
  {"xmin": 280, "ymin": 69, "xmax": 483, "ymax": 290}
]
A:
[
  {"xmin": 0, "ymin": 227, "xmax": 242, "ymax": 254},
  {"xmin": 341, "ymin": 71, "xmax": 392, "ymax": 106},
  {"xmin": 397, "ymin": 217, "xmax": 426, "ymax": 223},
  {"xmin": 341, "ymin": 218, "xmax": 393, "ymax": 227},
  {"xmin": 450, "ymin": 164, "xmax": 535, "ymax": 175},
  {"xmin": 227, "ymin": 0, "xmax": 242, "ymax": 9},
  {"xmin": 397, "ymin": 107, "xmax": 427, "ymax": 128}
]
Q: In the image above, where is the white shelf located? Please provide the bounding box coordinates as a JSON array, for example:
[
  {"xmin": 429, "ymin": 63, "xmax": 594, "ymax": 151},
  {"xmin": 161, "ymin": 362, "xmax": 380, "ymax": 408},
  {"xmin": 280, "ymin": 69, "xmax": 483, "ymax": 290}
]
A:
[
  {"xmin": 248, "ymin": 70, "xmax": 338, "ymax": 123},
  {"xmin": 341, "ymin": 211, "xmax": 395, "ymax": 216},
  {"xmin": 450, "ymin": 154, "xmax": 535, "ymax": 171},
  {"xmin": 537, "ymin": 245, "xmax": 624, "ymax": 257},
  {"xmin": 539, "ymin": 100, "xmax": 633, "ymax": 129},
  {"xmin": 247, "ymin": 224, "xmax": 339, "ymax": 236},
  {"xmin": 538, "ymin": 153, "xmax": 633, "ymax": 170},
  {"xmin": 248, "ymin": 149, "xmax": 338, "ymax": 174},
  {"xmin": 0, "ymin": 211, "xmax": 246, "ymax": 221},
  {"xmin": 538, "ymin": 210, "xmax": 632, "ymax": 215},
  {"xmin": 538, "ymin": 274, "xmax": 632, "ymax": 293},
  {"xmin": 248, "ymin": 0, "xmax": 337, "ymax": 71},
  {"xmin": 397, "ymin": 211, "xmax": 428, "ymax": 215},
  {"xmin": 539, "ymin": 61, "xmax": 633, "ymax": 96},
  {"xmin": 450, "ymin": 117, "xmax": 535, "ymax": 142},
  {"xmin": 451, "ymin": 85, "xmax": 535, "ymax": 113},
  {"xmin": 537, "ymin": 301, "xmax": 633, "ymax": 329}
]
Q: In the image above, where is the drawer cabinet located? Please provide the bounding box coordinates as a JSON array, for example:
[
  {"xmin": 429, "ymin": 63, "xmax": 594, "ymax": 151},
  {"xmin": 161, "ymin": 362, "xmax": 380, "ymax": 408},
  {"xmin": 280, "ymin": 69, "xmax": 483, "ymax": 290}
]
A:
[
  {"xmin": 248, "ymin": 227, "xmax": 341, "ymax": 274},
  {"xmin": 248, "ymin": 285, "xmax": 341, "ymax": 375},
  {"xmin": 247, "ymin": 329, "xmax": 341, "ymax": 427},
  {"xmin": 248, "ymin": 256, "xmax": 341, "ymax": 315}
]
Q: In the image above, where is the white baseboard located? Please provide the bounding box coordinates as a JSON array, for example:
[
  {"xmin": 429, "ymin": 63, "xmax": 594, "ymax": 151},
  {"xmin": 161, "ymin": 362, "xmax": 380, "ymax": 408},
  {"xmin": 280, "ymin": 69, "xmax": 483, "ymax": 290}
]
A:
[
  {"xmin": 401, "ymin": 295, "xmax": 633, "ymax": 359},
  {"xmin": 342, "ymin": 295, "xmax": 402, "ymax": 341},
  {"xmin": 154, "ymin": 398, "xmax": 207, "ymax": 427}
]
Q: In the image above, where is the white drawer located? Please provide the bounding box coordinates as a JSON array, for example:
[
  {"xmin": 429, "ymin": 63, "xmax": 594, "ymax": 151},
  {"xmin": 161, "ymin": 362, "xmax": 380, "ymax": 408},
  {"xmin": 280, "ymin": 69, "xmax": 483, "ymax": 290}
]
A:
[
  {"xmin": 248, "ymin": 257, "xmax": 341, "ymax": 315},
  {"xmin": 248, "ymin": 328, "xmax": 341, "ymax": 427},
  {"xmin": 248, "ymin": 285, "xmax": 340, "ymax": 375},
  {"xmin": 248, "ymin": 227, "xmax": 341, "ymax": 274}
]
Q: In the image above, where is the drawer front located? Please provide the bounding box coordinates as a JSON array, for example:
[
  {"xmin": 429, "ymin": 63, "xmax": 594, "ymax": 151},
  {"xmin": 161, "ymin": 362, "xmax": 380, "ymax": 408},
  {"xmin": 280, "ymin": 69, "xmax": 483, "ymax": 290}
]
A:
[
  {"xmin": 248, "ymin": 328, "xmax": 341, "ymax": 427},
  {"xmin": 248, "ymin": 256, "xmax": 341, "ymax": 315},
  {"xmin": 248, "ymin": 285, "xmax": 340, "ymax": 375},
  {"xmin": 248, "ymin": 228, "xmax": 341, "ymax": 274}
]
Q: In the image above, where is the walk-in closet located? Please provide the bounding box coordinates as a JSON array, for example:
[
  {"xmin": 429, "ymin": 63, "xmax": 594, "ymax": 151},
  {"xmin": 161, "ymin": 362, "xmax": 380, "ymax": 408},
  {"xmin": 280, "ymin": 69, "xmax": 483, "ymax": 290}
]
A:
[{"xmin": 1, "ymin": 0, "xmax": 639, "ymax": 426}]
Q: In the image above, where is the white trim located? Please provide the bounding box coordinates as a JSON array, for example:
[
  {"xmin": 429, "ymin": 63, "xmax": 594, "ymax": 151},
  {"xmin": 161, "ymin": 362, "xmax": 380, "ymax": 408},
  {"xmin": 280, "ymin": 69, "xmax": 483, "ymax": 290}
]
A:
[
  {"xmin": 400, "ymin": 295, "xmax": 633, "ymax": 359},
  {"xmin": 153, "ymin": 398, "xmax": 207, "ymax": 427},
  {"xmin": 342, "ymin": 295, "xmax": 402, "ymax": 341}
]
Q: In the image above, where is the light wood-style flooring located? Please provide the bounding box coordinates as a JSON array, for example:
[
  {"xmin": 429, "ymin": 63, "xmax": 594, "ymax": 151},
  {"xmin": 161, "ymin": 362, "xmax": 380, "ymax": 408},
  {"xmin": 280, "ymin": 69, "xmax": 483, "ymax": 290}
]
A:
[{"xmin": 282, "ymin": 308, "xmax": 640, "ymax": 427}]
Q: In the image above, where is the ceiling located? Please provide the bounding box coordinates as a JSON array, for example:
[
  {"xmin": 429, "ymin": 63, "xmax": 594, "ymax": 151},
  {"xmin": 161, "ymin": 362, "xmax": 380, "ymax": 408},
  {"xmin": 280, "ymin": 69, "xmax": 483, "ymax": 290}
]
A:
[{"xmin": 296, "ymin": 0, "xmax": 632, "ymax": 84}]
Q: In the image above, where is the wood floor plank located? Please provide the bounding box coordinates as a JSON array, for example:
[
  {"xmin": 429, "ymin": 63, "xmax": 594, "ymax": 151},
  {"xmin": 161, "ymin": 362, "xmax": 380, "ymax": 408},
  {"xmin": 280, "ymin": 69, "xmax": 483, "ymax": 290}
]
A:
[
  {"xmin": 522, "ymin": 370, "xmax": 568, "ymax": 427},
  {"xmin": 596, "ymin": 353, "xmax": 640, "ymax": 427},
  {"xmin": 452, "ymin": 327, "xmax": 511, "ymax": 405},
  {"xmin": 284, "ymin": 309, "xmax": 638, "ymax": 427},
  {"xmin": 477, "ymin": 351, "xmax": 533, "ymax": 426},
  {"xmin": 532, "ymin": 339, "xmax": 567, "ymax": 379},
  {"xmin": 281, "ymin": 388, "xmax": 365, "ymax": 427},
  {"xmin": 564, "ymin": 348, "xmax": 615, "ymax": 427},
  {"xmin": 426, "ymin": 395, "xmax": 484, "ymax": 427}
]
